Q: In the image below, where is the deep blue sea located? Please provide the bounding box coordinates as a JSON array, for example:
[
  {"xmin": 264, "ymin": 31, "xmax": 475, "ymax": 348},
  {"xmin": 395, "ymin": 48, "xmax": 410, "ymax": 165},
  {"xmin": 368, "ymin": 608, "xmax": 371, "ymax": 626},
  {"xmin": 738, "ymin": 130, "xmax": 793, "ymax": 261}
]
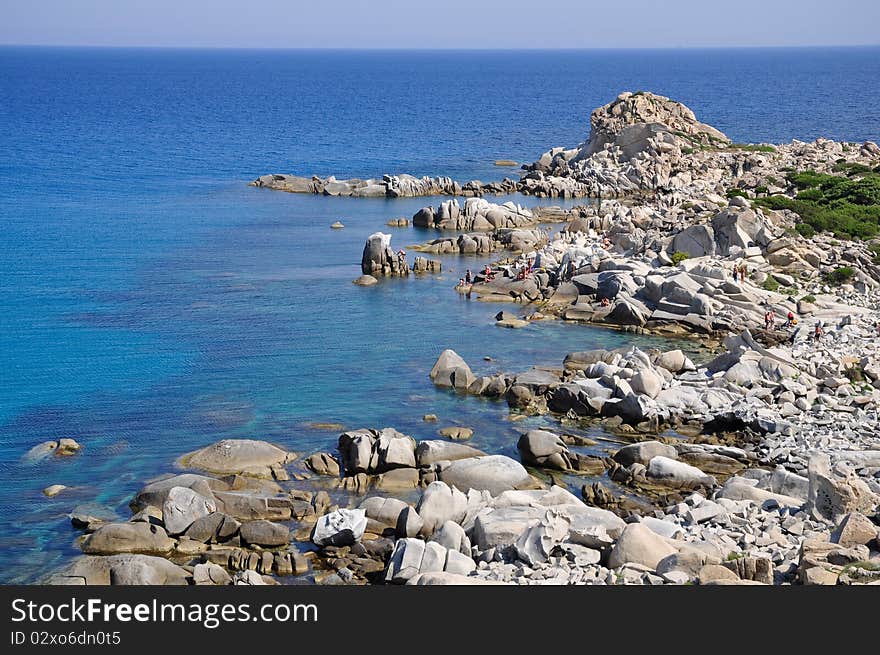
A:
[{"xmin": 1, "ymin": 46, "xmax": 878, "ymax": 582}]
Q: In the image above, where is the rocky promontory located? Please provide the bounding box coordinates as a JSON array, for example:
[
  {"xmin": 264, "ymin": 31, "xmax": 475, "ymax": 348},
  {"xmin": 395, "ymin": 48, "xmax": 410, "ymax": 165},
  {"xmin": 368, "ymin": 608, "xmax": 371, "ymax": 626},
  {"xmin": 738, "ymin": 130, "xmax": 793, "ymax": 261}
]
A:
[{"xmin": 41, "ymin": 90, "xmax": 880, "ymax": 588}]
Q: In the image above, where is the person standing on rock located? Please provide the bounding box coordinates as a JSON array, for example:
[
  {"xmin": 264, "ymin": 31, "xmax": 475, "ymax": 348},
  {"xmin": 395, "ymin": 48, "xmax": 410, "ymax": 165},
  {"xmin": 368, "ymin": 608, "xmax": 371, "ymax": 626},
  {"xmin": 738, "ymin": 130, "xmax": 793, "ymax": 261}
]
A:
[
  {"xmin": 813, "ymin": 322, "xmax": 824, "ymax": 342},
  {"xmin": 465, "ymin": 269, "xmax": 472, "ymax": 285},
  {"xmin": 785, "ymin": 311, "xmax": 796, "ymax": 328}
]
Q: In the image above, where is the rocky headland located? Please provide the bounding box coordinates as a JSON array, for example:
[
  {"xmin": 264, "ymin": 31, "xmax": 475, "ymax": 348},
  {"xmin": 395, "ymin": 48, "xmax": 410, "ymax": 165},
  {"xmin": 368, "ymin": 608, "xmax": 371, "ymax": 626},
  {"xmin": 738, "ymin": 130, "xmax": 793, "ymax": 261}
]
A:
[{"xmin": 42, "ymin": 91, "xmax": 880, "ymax": 586}]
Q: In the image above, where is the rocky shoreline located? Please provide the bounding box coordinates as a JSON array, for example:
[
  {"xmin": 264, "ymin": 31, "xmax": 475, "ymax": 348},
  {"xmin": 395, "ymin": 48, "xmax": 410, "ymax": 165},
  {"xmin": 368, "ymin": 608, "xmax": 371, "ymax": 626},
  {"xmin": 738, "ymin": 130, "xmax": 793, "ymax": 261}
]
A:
[{"xmin": 42, "ymin": 91, "xmax": 880, "ymax": 586}]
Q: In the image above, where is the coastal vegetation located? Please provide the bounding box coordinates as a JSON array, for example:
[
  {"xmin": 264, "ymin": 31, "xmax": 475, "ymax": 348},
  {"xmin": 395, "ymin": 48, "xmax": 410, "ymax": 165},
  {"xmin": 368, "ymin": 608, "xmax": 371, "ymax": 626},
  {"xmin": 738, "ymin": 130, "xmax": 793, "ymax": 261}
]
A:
[
  {"xmin": 732, "ymin": 143, "xmax": 776, "ymax": 153},
  {"xmin": 762, "ymin": 276, "xmax": 780, "ymax": 291},
  {"xmin": 824, "ymin": 266, "xmax": 856, "ymax": 286},
  {"xmin": 756, "ymin": 169, "xmax": 880, "ymax": 239}
]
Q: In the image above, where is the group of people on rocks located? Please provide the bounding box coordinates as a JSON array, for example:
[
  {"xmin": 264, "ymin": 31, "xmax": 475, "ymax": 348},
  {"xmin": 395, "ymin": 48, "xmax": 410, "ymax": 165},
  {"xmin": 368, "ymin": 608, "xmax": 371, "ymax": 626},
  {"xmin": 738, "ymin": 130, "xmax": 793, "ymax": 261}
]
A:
[
  {"xmin": 456, "ymin": 257, "xmax": 542, "ymax": 289},
  {"xmin": 764, "ymin": 305, "xmax": 829, "ymax": 345},
  {"xmin": 515, "ymin": 258, "xmax": 534, "ymax": 281},
  {"xmin": 765, "ymin": 309, "xmax": 799, "ymax": 330}
]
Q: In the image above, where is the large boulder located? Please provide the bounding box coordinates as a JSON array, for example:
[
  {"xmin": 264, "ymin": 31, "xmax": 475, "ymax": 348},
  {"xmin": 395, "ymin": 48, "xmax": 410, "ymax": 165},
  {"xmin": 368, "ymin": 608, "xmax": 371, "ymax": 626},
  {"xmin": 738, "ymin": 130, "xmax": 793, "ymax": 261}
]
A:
[
  {"xmin": 311, "ymin": 508, "xmax": 367, "ymax": 547},
  {"xmin": 304, "ymin": 452, "xmax": 340, "ymax": 477},
  {"xmin": 471, "ymin": 505, "xmax": 544, "ymax": 552},
  {"xmin": 655, "ymin": 350, "xmax": 692, "ymax": 374},
  {"xmin": 430, "ymin": 349, "xmax": 475, "ymax": 391},
  {"xmin": 183, "ymin": 512, "xmax": 241, "ymax": 543},
  {"xmin": 807, "ymin": 454, "xmax": 879, "ymax": 522},
  {"xmin": 646, "ymin": 456, "xmax": 717, "ymax": 488},
  {"xmin": 181, "ymin": 439, "xmax": 293, "ymax": 479},
  {"xmin": 131, "ymin": 474, "xmax": 237, "ymax": 512},
  {"xmin": 239, "ymin": 520, "xmax": 290, "ymax": 547},
  {"xmin": 385, "ymin": 539, "xmax": 477, "ymax": 584},
  {"xmin": 193, "ymin": 562, "xmax": 233, "ymax": 586},
  {"xmin": 430, "ymin": 520, "xmax": 471, "ymax": 555},
  {"xmin": 361, "ymin": 232, "xmax": 408, "ymax": 277},
  {"xmin": 211, "ymin": 491, "xmax": 292, "ymax": 521},
  {"xmin": 717, "ymin": 477, "xmax": 804, "ymax": 509},
  {"xmin": 417, "ymin": 481, "xmax": 468, "ymax": 535},
  {"xmin": 437, "ymin": 455, "xmax": 533, "ymax": 496},
  {"xmin": 337, "ymin": 428, "xmax": 416, "ymax": 475},
  {"xmin": 49, "ymin": 554, "xmax": 190, "ymax": 586},
  {"xmin": 606, "ymin": 298, "xmax": 647, "ymax": 326},
  {"xmin": 161, "ymin": 486, "xmax": 217, "ymax": 535},
  {"xmin": 607, "ymin": 522, "xmax": 678, "ymax": 570},
  {"xmin": 517, "ymin": 430, "xmax": 571, "ymax": 470},
  {"xmin": 81, "ymin": 523, "xmax": 175, "ymax": 556},
  {"xmin": 360, "ymin": 497, "xmax": 423, "ymax": 537},
  {"xmin": 604, "ymin": 392, "xmax": 654, "ymax": 424},
  {"xmin": 415, "ymin": 440, "xmax": 484, "ymax": 467},
  {"xmin": 514, "ymin": 509, "xmax": 571, "ymax": 566},
  {"xmin": 630, "ymin": 369, "xmax": 663, "ymax": 399},
  {"xmin": 711, "ymin": 207, "xmax": 770, "ymax": 255},
  {"xmin": 613, "ymin": 440, "xmax": 677, "ymax": 467},
  {"xmin": 832, "ymin": 512, "xmax": 880, "ymax": 548},
  {"xmin": 672, "ymin": 224, "xmax": 715, "ymax": 258}
]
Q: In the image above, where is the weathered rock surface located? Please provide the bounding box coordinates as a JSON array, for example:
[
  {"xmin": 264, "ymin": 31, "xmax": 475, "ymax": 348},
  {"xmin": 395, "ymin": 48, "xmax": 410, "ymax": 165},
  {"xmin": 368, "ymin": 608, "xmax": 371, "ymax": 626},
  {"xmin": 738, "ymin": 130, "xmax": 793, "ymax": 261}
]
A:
[
  {"xmin": 162, "ymin": 486, "xmax": 217, "ymax": 536},
  {"xmin": 82, "ymin": 523, "xmax": 175, "ymax": 556},
  {"xmin": 181, "ymin": 439, "xmax": 294, "ymax": 479},
  {"xmin": 435, "ymin": 455, "xmax": 533, "ymax": 496},
  {"xmin": 312, "ymin": 508, "xmax": 367, "ymax": 547}
]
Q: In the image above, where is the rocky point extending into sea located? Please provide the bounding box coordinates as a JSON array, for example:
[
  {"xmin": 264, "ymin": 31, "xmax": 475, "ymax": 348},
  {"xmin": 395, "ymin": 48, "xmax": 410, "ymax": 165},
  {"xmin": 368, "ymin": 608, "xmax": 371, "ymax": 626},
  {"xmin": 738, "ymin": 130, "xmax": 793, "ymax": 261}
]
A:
[{"xmin": 43, "ymin": 92, "xmax": 880, "ymax": 586}]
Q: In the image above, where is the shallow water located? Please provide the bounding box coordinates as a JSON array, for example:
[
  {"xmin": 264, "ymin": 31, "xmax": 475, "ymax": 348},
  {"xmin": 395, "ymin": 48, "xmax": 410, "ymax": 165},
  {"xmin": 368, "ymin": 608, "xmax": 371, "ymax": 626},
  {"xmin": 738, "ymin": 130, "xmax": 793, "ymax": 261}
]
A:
[{"xmin": 1, "ymin": 46, "xmax": 878, "ymax": 582}]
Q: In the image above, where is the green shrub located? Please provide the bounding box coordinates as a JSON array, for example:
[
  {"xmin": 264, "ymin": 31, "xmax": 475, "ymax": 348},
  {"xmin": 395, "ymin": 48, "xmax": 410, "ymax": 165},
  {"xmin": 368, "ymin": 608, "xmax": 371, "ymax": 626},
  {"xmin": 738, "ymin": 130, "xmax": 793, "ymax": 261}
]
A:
[
  {"xmin": 726, "ymin": 188, "xmax": 748, "ymax": 199},
  {"xmin": 762, "ymin": 276, "xmax": 780, "ymax": 292},
  {"xmin": 755, "ymin": 170, "xmax": 880, "ymax": 240},
  {"xmin": 832, "ymin": 161, "xmax": 873, "ymax": 176},
  {"xmin": 732, "ymin": 143, "xmax": 776, "ymax": 153},
  {"xmin": 670, "ymin": 251, "xmax": 690, "ymax": 265},
  {"xmin": 824, "ymin": 266, "xmax": 855, "ymax": 286},
  {"xmin": 801, "ymin": 294, "xmax": 816, "ymax": 303},
  {"xmin": 754, "ymin": 185, "xmax": 769, "ymax": 195},
  {"xmin": 795, "ymin": 222, "xmax": 816, "ymax": 238},
  {"xmin": 681, "ymin": 147, "xmax": 695, "ymax": 155}
]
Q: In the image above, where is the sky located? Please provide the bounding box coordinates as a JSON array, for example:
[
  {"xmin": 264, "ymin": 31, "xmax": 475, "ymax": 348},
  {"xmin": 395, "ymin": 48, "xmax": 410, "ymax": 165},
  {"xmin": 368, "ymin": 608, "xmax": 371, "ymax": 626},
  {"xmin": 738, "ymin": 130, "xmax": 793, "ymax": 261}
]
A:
[{"xmin": 1, "ymin": 0, "xmax": 878, "ymax": 49}]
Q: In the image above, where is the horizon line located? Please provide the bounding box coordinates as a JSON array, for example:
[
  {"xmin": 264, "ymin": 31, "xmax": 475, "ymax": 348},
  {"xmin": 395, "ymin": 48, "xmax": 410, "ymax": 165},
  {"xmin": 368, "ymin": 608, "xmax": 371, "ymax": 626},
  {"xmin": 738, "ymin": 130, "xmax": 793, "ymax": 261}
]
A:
[{"xmin": 1, "ymin": 43, "xmax": 879, "ymax": 52}]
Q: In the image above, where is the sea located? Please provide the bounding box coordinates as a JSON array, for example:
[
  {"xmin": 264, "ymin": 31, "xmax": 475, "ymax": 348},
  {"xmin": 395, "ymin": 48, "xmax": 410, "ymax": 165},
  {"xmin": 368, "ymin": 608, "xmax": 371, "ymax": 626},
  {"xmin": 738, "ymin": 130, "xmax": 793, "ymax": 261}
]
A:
[{"xmin": 1, "ymin": 46, "xmax": 878, "ymax": 582}]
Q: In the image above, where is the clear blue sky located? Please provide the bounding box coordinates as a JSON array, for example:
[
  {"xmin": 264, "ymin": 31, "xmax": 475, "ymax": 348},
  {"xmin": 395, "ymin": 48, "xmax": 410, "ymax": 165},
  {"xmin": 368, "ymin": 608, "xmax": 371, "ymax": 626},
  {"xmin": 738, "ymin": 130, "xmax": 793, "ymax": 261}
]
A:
[{"xmin": 1, "ymin": 0, "xmax": 878, "ymax": 48}]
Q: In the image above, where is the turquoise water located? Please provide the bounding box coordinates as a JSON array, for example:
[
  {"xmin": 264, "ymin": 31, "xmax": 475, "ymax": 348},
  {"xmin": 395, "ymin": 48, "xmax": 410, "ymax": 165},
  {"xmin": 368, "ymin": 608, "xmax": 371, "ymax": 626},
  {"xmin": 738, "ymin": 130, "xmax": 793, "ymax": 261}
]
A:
[{"xmin": 1, "ymin": 47, "xmax": 878, "ymax": 582}]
